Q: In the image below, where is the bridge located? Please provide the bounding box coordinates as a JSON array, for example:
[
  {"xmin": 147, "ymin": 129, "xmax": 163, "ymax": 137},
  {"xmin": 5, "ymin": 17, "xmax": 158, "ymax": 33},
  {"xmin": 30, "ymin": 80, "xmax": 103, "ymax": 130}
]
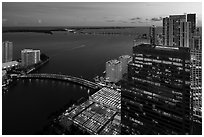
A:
[{"xmin": 17, "ymin": 73, "xmax": 101, "ymax": 90}]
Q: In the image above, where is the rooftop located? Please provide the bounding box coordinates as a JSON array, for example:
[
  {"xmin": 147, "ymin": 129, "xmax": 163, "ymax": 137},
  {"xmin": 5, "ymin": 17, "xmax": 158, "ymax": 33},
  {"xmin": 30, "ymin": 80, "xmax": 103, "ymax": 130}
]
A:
[
  {"xmin": 119, "ymin": 55, "xmax": 131, "ymax": 59},
  {"xmin": 134, "ymin": 43, "xmax": 190, "ymax": 51},
  {"xmin": 21, "ymin": 49, "xmax": 40, "ymax": 53},
  {"xmin": 2, "ymin": 61, "xmax": 19, "ymax": 69},
  {"xmin": 59, "ymin": 87, "xmax": 121, "ymax": 135},
  {"xmin": 106, "ymin": 59, "xmax": 120, "ymax": 65},
  {"xmin": 169, "ymin": 14, "xmax": 186, "ymax": 18},
  {"xmin": 3, "ymin": 41, "xmax": 12, "ymax": 44},
  {"xmin": 155, "ymin": 45, "xmax": 179, "ymax": 50}
]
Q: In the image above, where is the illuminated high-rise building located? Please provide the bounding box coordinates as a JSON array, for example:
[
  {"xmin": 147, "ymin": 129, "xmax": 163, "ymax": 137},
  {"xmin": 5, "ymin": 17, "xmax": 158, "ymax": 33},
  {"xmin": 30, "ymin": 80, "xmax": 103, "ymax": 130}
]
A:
[
  {"xmin": 106, "ymin": 59, "xmax": 122, "ymax": 83},
  {"xmin": 190, "ymin": 35, "xmax": 202, "ymax": 123},
  {"xmin": 2, "ymin": 41, "xmax": 13, "ymax": 63},
  {"xmin": 21, "ymin": 49, "xmax": 41, "ymax": 67},
  {"xmin": 121, "ymin": 44, "xmax": 192, "ymax": 135}
]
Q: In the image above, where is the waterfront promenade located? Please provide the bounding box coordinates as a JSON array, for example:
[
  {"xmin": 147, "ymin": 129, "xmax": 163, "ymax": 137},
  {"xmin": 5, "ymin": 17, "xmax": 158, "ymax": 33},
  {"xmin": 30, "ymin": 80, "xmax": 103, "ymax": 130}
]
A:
[{"xmin": 17, "ymin": 73, "xmax": 101, "ymax": 90}]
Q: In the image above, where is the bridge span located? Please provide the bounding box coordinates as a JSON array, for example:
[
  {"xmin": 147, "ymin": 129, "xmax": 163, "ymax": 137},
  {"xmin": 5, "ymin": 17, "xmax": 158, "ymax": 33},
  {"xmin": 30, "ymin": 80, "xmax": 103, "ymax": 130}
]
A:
[{"xmin": 17, "ymin": 73, "xmax": 101, "ymax": 90}]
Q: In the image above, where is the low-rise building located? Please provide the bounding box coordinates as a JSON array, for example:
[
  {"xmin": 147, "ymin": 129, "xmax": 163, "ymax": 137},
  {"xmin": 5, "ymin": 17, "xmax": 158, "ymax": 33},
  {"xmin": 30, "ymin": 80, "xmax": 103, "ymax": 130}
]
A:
[{"xmin": 2, "ymin": 61, "xmax": 19, "ymax": 70}]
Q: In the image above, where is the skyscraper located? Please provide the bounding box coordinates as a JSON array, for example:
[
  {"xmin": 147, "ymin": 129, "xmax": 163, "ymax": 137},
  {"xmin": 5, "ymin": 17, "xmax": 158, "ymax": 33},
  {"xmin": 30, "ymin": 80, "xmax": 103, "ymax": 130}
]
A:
[
  {"xmin": 106, "ymin": 59, "xmax": 122, "ymax": 83},
  {"xmin": 121, "ymin": 44, "xmax": 192, "ymax": 135},
  {"xmin": 187, "ymin": 14, "xmax": 196, "ymax": 33},
  {"xmin": 163, "ymin": 14, "xmax": 192, "ymax": 47},
  {"xmin": 191, "ymin": 35, "xmax": 202, "ymax": 123},
  {"xmin": 21, "ymin": 49, "xmax": 41, "ymax": 67},
  {"xmin": 149, "ymin": 25, "xmax": 156, "ymax": 45},
  {"xmin": 162, "ymin": 17, "xmax": 169, "ymax": 46},
  {"xmin": 180, "ymin": 21, "xmax": 191, "ymax": 47},
  {"xmin": 2, "ymin": 41, "xmax": 13, "ymax": 63},
  {"xmin": 169, "ymin": 15, "xmax": 186, "ymax": 47}
]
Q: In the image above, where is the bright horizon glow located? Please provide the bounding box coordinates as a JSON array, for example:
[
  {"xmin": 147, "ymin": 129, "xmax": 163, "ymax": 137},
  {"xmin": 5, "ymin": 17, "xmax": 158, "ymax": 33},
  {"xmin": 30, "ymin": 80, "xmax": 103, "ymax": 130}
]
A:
[{"xmin": 2, "ymin": 2, "xmax": 202, "ymax": 27}]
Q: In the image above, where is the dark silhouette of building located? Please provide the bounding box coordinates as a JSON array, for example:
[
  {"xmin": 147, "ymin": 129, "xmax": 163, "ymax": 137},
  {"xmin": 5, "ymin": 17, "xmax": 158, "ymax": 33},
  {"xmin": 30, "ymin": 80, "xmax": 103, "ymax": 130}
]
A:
[
  {"xmin": 163, "ymin": 17, "xmax": 169, "ymax": 46},
  {"xmin": 121, "ymin": 44, "xmax": 192, "ymax": 135},
  {"xmin": 187, "ymin": 14, "xmax": 196, "ymax": 33},
  {"xmin": 149, "ymin": 25, "xmax": 156, "ymax": 45}
]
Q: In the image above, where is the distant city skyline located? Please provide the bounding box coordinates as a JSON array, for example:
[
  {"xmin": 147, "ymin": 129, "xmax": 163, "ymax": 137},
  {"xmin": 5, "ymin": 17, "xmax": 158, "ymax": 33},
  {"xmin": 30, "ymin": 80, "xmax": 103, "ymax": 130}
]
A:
[{"xmin": 2, "ymin": 2, "xmax": 202, "ymax": 27}]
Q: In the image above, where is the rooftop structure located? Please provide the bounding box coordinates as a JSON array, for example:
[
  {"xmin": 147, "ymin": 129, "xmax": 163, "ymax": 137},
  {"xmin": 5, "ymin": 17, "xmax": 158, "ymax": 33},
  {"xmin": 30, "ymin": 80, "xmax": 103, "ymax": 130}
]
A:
[
  {"xmin": 59, "ymin": 87, "xmax": 121, "ymax": 135},
  {"xmin": 133, "ymin": 39, "xmax": 150, "ymax": 47},
  {"xmin": 106, "ymin": 59, "xmax": 120, "ymax": 64},
  {"xmin": 90, "ymin": 88, "xmax": 121, "ymax": 111}
]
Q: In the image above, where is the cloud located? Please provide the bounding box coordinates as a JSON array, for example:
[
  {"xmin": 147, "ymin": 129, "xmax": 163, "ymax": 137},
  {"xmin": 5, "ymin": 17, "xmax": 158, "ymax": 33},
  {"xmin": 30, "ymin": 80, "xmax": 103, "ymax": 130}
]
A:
[
  {"xmin": 138, "ymin": 21, "xmax": 144, "ymax": 23},
  {"xmin": 106, "ymin": 19, "xmax": 128, "ymax": 23},
  {"xmin": 121, "ymin": 21, "xmax": 127, "ymax": 23},
  {"xmin": 117, "ymin": 20, "xmax": 127, "ymax": 23},
  {"xmin": 151, "ymin": 17, "xmax": 162, "ymax": 21},
  {"xmin": 106, "ymin": 19, "xmax": 115, "ymax": 22},
  {"xmin": 130, "ymin": 17, "xmax": 141, "ymax": 20}
]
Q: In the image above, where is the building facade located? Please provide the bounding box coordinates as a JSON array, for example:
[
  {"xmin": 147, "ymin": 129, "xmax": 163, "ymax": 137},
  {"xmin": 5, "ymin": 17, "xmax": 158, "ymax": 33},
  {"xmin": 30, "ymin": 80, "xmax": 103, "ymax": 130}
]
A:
[
  {"xmin": 121, "ymin": 44, "xmax": 192, "ymax": 135},
  {"xmin": 21, "ymin": 49, "xmax": 41, "ymax": 67},
  {"xmin": 2, "ymin": 61, "xmax": 19, "ymax": 70},
  {"xmin": 163, "ymin": 14, "xmax": 194, "ymax": 47},
  {"xmin": 180, "ymin": 21, "xmax": 191, "ymax": 48},
  {"xmin": 2, "ymin": 41, "xmax": 13, "ymax": 63},
  {"xmin": 149, "ymin": 25, "xmax": 156, "ymax": 45},
  {"xmin": 162, "ymin": 17, "xmax": 169, "ymax": 46},
  {"xmin": 119, "ymin": 55, "xmax": 132, "ymax": 75},
  {"xmin": 169, "ymin": 15, "xmax": 186, "ymax": 47},
  {"xmin": 187, "ymin": 14, "xmax": 196, "ymax": 34},
  {"xmin": 190, "ymin": 35, "xmax": 202, "ymax": 123},
  {"xmin": 106, "ymin": 59, "xmax": 122, "ymax": 83},
  {"xmin": 133, "ymin": 38, "xmax": 150, "ymax": 47}
]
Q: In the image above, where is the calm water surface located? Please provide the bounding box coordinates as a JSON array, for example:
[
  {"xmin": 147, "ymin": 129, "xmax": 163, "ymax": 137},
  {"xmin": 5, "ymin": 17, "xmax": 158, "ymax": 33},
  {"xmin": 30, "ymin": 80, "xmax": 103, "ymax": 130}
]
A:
[
  {"xmin": 3, "ymin": 32, "xmax": 135, "ymax": 79},
  {"xmin": 2, "ymin": 31, "xmax": 135, "ymax": 134}
]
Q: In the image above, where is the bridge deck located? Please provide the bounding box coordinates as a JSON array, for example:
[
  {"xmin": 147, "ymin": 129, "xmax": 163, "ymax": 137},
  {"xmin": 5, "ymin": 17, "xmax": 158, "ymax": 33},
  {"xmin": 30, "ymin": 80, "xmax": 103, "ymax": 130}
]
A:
[{"xmin": 18, "ymin": 73, "xmax": 101, "ymax": 89}]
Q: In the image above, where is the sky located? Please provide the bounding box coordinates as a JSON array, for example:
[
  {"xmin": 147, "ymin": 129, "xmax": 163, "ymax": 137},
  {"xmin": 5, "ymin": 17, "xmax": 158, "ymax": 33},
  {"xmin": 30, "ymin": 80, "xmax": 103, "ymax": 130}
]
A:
[{"xmin": 2, "ymin": 2, "xmax": 202, "ymax": 27}]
